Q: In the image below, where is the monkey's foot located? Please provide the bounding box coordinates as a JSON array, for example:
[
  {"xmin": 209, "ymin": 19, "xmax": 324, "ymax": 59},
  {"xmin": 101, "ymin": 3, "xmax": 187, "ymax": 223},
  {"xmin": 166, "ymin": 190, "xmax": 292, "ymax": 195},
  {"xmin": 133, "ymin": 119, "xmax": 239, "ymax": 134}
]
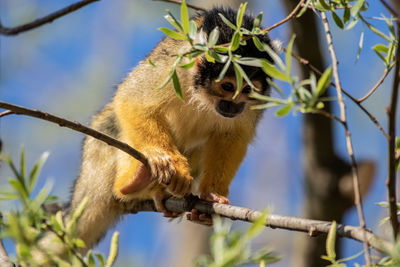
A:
[
  {"xmin": 199, "ymin": 192, "xmax": 229, "ymax": 204},
  {"xmin": 187, "ymin": 192, "xmax": 230, "ymax": 226},
  {"xmin": 186, "ymin": 209, "xmax": 212, "ymax": 226},
  {"xmin": 152, "ymin": 191, "xmax": 181, "ymax": 218}
]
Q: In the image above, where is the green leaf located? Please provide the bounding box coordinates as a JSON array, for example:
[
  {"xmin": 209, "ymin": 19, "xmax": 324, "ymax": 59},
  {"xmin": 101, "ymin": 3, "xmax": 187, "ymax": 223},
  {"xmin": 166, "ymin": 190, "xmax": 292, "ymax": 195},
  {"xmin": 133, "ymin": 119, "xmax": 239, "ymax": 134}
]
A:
[
  {"xmin": 66, "ymin": 196, "xmax": 89, "ymax": 234},
  {"xmin": 5, "ymin": 154, "xmax": 23, "ymax": 187},
  {"xmin": 208, "ymin": 27, "xmax": 220, "ymax": 48},
  {"xmin": 158, "ymin": 27, "xmax": 187, "ymax": 40},
  {"xmin": 252, "ymin": 36, "xmax": 264, "ymax": 52},
  {"xmin": 164, "ymin": 12, "xmax": 183, "ymax": 32},
  {"xmin": 28, "ymin": 151, "xmax": 49, "ymax": 194},
  {"xmin": 360, "ymin": 15, "xmax": 391, "ymax": 41},
  {"xmin": 218, "ymin": 13, "xmax": 237, "ymax": 31},
  {"xmin": 189, "ymin": 20, "xmax": 197, "ymax": 40},
  {"xmin": 230, "ymin": 32, "xmax": 241, "ymax": 51},
  {"xmin": 351, "ymin": 0, "xmax": 365, "ymax": 17},
  {"xmin": 396, "ymin": 137, "xmax": 400, "ymax": 150},
  {"xmin": 331, "ymin": 11, "xmax": 344, "ymax": 29},
  {"xmin": 233, "ymin": 62, "xmax": 243, "ymax": 98},
  {"xmin": 267, "ymin": 78, "xmax": 286, "ymax": 97},
  {"xmin": 157, "ymin": 69, "xmax": 175, "ymax": 90},
  {"xmin": 20, "ymin": 146, "xmax": 26, "ymax": 181},
  {"xmin": 180, "ymin": 60, "xmax": 196, "ymax": 69},
  {"xmin": 236, "ymin": 3, "xmax": 248, "ymax": 29},
  {"xmin": 208, "ymin": 50, "xmax": 228, "ymax": 63},
  {"xmin": 262, "ymin": 44, "xmax": 286, "ymax": 71},
  {"xmin": 235, "ymin": 57, "xmax": 263, "ymax": 67},
  {"xmin": 172, "ymin": 70, "xmax": 184, "ymax": 100},
  {"xmin": 285, "ymin": 35, "xmax": 296, "ymax": 77},
  {"xmin": 216, "ymin": 58, "xmax": 232, "ymax": 82},
  {"xmin": 317, "ymin": 67, "xmax": 332, "ymax": 96},
  {"xmin": 148, "ymin": 59, "xmax": 157, "ymax": 67},
  {"xmin": 276, "ymin": 103, "xmax": 293, "ymax": 117},
  {"xmin": 297, "ymin": 0, "xmax": 313, "ymax": 18},
  {"xmin": 260, "ymin": 60, "xmax": 290, "ymax": 82},
  {"xmin": 253, "ymin": 12, "xmax": 263, "ymax": 29},
  {"xmin": 205, "ymin": 51, "xmax": 215, "ymax": 63},
  {"xmin": 319, "ymin": 0, "xmax": 331, "ymax": 10},
  {"xmin": 249, "ymin": 93, "xmax": 287, "ymax": 104},
  {"xmin": 343, "ymin": 7, "xmax": 350, "ymax": 24},
  {"xmin": 344, "ymin": 17, "xmax": 359, "ymax": 30},
  {"xmin": 180, "ymin": 0, "xmax": 189, "ymax": 34},
  {"xmin": 96, "ymin": 253, "xmax": 106, "ymax": 267},
  {"xmin": 250, "ymin": 102, "xmax": 281, "ymax": 110},
  {"xmin": 355, "ymin": 30, "xmax": 364, "ymax": 63},
  {"xmin": 106, "ymin": 232, "xmax": 119, "ymax": 267},
  {"xmin": 9, "ymin": 178, "xmax": 29, "ymax": 201},
  {"xmin": 326, "ymin": 221, "xmax": 337, "ymax": 260}
]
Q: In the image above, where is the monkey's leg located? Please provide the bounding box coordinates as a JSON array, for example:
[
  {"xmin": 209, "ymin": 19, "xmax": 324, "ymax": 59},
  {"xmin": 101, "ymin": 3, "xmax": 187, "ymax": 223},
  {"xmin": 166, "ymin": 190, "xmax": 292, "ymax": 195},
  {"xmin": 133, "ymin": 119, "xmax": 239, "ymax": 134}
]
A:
[{"xmin": 188, "ymin": 132, "xmax": 249, "ymax": 225}]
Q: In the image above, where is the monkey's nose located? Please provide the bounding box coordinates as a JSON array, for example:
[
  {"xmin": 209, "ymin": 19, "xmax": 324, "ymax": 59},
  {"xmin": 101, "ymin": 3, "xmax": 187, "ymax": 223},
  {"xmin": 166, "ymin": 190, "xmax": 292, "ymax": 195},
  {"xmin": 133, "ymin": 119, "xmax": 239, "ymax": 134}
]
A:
[{"xmin": 216, "ymin": 100, "xmax": 245, "ymax": 118}]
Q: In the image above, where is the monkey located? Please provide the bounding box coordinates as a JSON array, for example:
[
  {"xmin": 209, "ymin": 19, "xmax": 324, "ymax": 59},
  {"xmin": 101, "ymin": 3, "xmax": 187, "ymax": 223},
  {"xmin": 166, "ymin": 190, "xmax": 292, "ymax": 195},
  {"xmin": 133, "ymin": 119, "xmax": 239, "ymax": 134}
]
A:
[{"xmin": 66, "ymin": 6, "xmax": 274, "ymax": 251}]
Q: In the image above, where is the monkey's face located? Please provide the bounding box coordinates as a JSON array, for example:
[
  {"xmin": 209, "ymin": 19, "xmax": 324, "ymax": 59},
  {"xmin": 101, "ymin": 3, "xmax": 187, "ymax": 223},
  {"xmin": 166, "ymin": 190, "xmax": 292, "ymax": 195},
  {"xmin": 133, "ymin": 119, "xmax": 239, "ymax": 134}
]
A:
[{"xmin": 192, "ymin": 75, "xmax": 264, "ymax": 119}]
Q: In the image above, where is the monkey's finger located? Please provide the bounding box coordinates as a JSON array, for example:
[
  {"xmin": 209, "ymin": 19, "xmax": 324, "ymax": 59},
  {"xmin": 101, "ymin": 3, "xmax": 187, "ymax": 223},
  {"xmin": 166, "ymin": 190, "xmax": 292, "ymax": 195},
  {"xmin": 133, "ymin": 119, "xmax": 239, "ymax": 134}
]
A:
[
  {"xmin": 200, "ymin": 192, "xmax": 229, "ymax": 204},
  {"xmin": 187, "ymin": 209, "xmax": 212, "ymax": 226}
]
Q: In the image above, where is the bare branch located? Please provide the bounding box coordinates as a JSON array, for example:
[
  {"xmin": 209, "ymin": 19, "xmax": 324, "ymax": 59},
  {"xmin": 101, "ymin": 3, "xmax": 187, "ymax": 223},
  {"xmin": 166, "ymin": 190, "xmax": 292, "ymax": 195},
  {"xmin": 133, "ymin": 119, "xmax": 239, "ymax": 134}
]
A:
[
  {"xmin": 321, "ymin": 11, "xmax": 371, "ymax": 264},
  {"xmin": 264, "ymin": 0, "xmax": 306, "ymax": 33},
  {"xmin": 154, "ymin": 0, "xmax": 206, "ymax": 11},
  {"xmin": 0, "ymin": 101, "xmax": 148, "ymax": 167},
  {"xmin": 386, "ymin": 21, "xmax": 400, "ymax": 239},
  {"xmin": 0, "ymin": 111, "xmax": 14, "ymax": 118},
  {"xmin": 357, "ymin": 66, "xmax": 394, "ymax": 103},
  {"xmin": 120, "ymin": 196, "xmax": 394, "ymax": 254},
  {"xmin": 0, "ymin": 0, "xmax": 100, "ymax": 36}
]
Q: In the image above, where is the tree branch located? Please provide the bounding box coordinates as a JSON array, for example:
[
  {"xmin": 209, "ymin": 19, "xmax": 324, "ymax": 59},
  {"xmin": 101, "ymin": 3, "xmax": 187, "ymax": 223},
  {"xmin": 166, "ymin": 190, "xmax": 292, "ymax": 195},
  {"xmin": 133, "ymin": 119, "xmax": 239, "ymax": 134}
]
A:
[
  {"xmin": 0, "ymin": 0, "xmax": 100, "ymax": 36},
  {"xmin": 264, "ymin": 0, "xmax": 306, "ymax": 32},
  {"xmin": 321, "ymin": 11, "xmax": 371, "ymax": 265},
  {"xmin": 0, "ymin": 101, "xmax": 148, "ymax": 167},
  {"xmin": 357, "ymin": 66, "xmax": 394, "ymax": 103},
  {"xmin": 386, "ymin": 21, "xmax": 400, "ymax": 239},
  {"xmin": 118, "ymin": 195, "xmax": 393, "ymax": 254}
]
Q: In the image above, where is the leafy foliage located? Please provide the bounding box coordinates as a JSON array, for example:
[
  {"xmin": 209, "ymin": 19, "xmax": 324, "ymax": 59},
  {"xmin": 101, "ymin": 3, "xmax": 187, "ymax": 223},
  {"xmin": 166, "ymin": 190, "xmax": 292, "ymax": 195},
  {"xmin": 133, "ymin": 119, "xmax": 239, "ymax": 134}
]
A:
[
  {"xmin": 195, "ymin": 212, "xmax": 281, "ymax": 267},
  {"xmin": 0, "ymin": 149, "xmax": 119, "ymax": 267}
]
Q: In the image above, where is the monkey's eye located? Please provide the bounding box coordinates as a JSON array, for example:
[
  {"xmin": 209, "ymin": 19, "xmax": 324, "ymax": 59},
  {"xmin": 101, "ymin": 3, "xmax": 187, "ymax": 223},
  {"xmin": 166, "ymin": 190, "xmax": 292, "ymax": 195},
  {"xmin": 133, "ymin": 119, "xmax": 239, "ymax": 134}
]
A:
[
  {"xmin": 221, "ymin": 82, "xmax": 235, "ymax": 92},
  {"xmin": 242, "ymin": 85, "xmax": 251, "ymax": 94}
]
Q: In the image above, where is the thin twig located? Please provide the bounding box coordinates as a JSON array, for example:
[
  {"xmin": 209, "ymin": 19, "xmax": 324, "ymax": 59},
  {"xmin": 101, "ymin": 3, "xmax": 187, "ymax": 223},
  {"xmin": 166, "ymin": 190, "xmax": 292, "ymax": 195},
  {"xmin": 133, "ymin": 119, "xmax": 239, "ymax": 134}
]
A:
[
  {"xmin": 120, "ymin": 195, "xmax": 393, "ymax": 254},
  {"xmin": 386, "ymin": 21, "xmax": 400, "ymax": 239},
  {"xmin": 0, "ymin": 101, "xmax": 148, "ymax": 167},
  {"xmin": 321, "ymin": 11, "xmax": 371, "ymax": 265},
  {"xmin": 313, "ymin": 109, "xmax": 344, "ymax": 124},
  {"xmin": 264, "ymin": 0, "xmax": 306, "ymax": 32},
  {"xmin": 0, "ymin": 0, "xmax": 100, "ymax": 36},
  {"xmin": 0, "ymin": 110, "xmax": 14, "ymax": 118},
  {"xmin": 285, "ymin": 47, "xmax": 389, "ymax": 140},
  {"xmin": 357, "ymin": 66, "xmax": 394, "ymax": 103},
  {"xmin": 155, "ymin": 0, "xmax": 206, "ymax": 11}
]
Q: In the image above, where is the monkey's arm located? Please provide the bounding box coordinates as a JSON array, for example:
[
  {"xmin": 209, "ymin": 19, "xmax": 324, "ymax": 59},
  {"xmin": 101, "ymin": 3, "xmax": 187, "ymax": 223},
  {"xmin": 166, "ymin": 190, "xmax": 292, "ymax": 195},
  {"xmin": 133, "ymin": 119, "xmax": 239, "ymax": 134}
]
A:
[
  {"xmin": 112, "ymin": 102, "xmax": 192, "ymax": 202},
  {"xmin": 198, "ymin": 131, "xmax": 252, "ymax": 204}
]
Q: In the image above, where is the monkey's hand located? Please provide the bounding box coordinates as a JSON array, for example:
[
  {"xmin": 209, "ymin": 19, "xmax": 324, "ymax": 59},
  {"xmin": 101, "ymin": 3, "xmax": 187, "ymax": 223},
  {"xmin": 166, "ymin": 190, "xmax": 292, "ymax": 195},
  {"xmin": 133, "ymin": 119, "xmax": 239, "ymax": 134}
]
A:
[{"xmin": 187, "ymin": 192, "xmax": 229, "ymax": 226}]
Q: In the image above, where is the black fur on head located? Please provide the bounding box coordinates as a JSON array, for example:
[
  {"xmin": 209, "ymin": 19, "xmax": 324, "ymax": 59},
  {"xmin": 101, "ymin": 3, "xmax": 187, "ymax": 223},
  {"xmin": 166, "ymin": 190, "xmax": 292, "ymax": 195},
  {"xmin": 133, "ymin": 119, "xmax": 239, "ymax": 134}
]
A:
[{"xmin": 194, "ymin": 7, "xmax": 273, "ymax": 95}]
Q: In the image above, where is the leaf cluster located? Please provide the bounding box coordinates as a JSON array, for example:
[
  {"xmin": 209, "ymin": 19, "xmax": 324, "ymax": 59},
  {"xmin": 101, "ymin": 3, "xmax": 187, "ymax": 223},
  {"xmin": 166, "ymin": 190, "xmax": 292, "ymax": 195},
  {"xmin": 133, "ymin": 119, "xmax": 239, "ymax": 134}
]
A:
[{"xmin": 0, "ymin": 149, "xmax": 119, "ymax": 267}]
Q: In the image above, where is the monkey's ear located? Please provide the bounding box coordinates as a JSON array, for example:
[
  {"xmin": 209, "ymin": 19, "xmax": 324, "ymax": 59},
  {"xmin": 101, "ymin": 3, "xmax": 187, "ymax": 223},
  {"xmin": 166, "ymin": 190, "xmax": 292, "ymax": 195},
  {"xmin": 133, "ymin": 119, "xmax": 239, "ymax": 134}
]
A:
[{"xmin": 120, "ymin": 164, "xmax": 152, "ymax": 195}]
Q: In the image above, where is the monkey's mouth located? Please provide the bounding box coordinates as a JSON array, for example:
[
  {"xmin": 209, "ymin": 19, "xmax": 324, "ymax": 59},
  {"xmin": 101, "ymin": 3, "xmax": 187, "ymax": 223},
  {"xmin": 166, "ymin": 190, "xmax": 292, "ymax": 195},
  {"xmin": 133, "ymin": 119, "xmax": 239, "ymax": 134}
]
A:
[{"xmin": 215, "ymin": 100, "xmax": 245, "ymax": 118}]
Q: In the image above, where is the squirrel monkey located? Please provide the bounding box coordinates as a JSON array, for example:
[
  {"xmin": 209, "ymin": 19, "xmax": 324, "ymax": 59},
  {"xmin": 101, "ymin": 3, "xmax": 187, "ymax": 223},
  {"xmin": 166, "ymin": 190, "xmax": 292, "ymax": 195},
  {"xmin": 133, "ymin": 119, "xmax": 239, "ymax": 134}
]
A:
[{"xmin": 68, "ymin": 7, "xmax": 273, "ymax": 250}]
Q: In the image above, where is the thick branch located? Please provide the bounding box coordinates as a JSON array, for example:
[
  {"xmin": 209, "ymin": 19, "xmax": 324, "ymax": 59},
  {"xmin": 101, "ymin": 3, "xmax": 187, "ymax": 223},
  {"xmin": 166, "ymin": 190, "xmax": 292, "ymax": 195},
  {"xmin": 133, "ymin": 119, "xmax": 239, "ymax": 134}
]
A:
[
  {"xmin": 122, "ymin": 196, "xmax": 393, "ymax": 254},
  {"xmin": 0, "ymin": 0, "xmax": 100, "ymax": 36},
  {"xmin": 387, "ymin": 22, "xmax": 400, "ymax": 239},
  {"xmin": 321, "ymin": 11, "xmax": 371, "ymax": 264},
  {"xmin": 0, "ymin": 101, "xmax": 148, "ymax": 167}
]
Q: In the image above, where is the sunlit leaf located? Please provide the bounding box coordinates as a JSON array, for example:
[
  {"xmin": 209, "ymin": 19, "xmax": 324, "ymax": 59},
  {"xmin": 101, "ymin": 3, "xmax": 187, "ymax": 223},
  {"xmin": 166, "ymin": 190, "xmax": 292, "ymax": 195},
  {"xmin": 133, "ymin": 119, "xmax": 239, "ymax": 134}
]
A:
[
  {"xmin": 158, "ymin": 27, "xmax": 187, "ymax": 40},
  {"xmin": 331, "ymin": 11, "xmax": 344, "ymax": 29},
  {"xmin": 231, "ymin": 32, "xmax": 241, "ymax": 51},
  {"xmin": 164, "ymin": 12, "xmax": 183, "ymax": 32},
  {"xmin": 172, "ymin": 70, "xmax": 184, "ymax": 100},
  {"xmin": 28, "ymin": 151, "xmax": 49, "ymax": 194},
  {"xmin": 351, "ymin": 0, "xmax": 365, "ymax": 17},
  {"xmin": 180, "ymin": 0, "xmax": 189, "ymax": 34},
  {"xmin": 105, "ymin": 232, "xmax": 119, "ymax": 267},
  {"xmin": 218, "ymin": 13, "xmax": 237, "ymax": 31},
  {"xmin": 276, "ymin": 102, "xmax": 293, "ymax": 117},
  {"xmin": 326, "ymin": 221, "xmax": 337, "ymax": 260},
  {"xmin": 253, "ymin": 12, "xmax": 263, "ymax": 29},
  {"xmin": 355, "ymin": 30, "xmax": 364, "ymax": 63},
  {"xmin": 317, "ymin": 67, "xmax": 332, "ymax": 96},
  {"xmin": 236, "ymin": 2, "xmax": 248, "ymax": 29},
  {"xmin": 285, "ymin": 35, "xmax": 296, "ymax": 77},
  {"xmin": 208, "ymin": 27, "xmax": 220, "ymax": 48},
  {"xmin": 216, "ymin": 58, "xmax": 232, "ymax": 82},
  {"xmin": 260, "ymin": 60, "xmax": 290, "ymax": 82}
]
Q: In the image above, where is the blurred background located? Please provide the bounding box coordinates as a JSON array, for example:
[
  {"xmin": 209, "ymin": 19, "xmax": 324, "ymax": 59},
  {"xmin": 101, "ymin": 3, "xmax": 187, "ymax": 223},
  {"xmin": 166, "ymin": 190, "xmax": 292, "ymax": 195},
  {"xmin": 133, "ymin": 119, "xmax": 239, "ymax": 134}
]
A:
[{"xmin": 0, "ymin": 0, "xmax": 397, "ymax": 266}]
